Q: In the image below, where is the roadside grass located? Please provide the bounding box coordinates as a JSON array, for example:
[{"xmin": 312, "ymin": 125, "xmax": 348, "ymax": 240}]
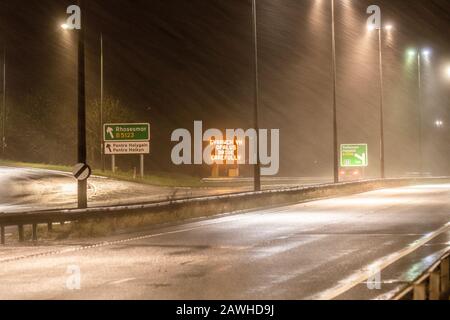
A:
[{"xmin": 0, "ymin": 159, "xmax": 204, "ymax": 188}]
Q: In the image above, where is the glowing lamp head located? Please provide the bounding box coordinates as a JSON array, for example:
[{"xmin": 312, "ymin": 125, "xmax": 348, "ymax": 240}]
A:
[
  {"xmin": 422, "ymin": 49, "xmax": 431, "ymax": 57},
  {"xmin": 367, "ymin": 24, "xmax": 376, "ymax": 31},
  {"xmin": 407, "ymin": 49, "xmax": 417, "ymax": 57},
  {"xmin": 435, "ymin": 120, "xmax": 444, "ymax": 128},
  {"xmin": 445, "ymin": 66, "xmax": 450, "ymax": 78}
]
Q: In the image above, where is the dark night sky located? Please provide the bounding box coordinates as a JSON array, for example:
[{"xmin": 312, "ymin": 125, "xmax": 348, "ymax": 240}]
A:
[{"xmin": 0, "ymin": 0, "xmax": 449, "ymax": 177}]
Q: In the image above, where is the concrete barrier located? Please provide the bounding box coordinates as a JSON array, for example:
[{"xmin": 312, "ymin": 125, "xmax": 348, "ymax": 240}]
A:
[{"xmin": 1, "ymin": 177, "xmax": 449, "ymax": 242}]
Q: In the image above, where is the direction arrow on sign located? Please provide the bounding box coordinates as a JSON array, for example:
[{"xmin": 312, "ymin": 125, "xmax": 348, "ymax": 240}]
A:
[
  {"xmin": 105, "ymin": 142, "xmax": 150, "ymax": 155},
  {"xmin": 340, "ymin": 144, "xmax": 369, "ymax": 167},
  {"xmin": 103, "ymin": 123, "xmax": 150, "ymax": 142}
]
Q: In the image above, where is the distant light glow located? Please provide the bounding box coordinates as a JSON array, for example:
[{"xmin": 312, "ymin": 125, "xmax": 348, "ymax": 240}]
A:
[
  {"xmin": 435, "ymin": 120, "xmax": 444, "ymax": 128},
  {"xmin": 61, "ymin": 23, "xmax": 69, "ymax": 30},
  {"xmin": 445, "ymin": 65, "xmax": 450, "ymax": 78},
  {"xmin": 385, "ymin": 24, "xmax": 393, "ymax": 31},
  {"xmin": 367, "ymin": 24, "xmax": 376, "ymax": 31},
  {"xmin": 407, "ymin": 49, "xmax": 417, "ymax": 57},
  {"xmin": 422, "ymin": 49, "xmax": 431, "ymax": 57}
]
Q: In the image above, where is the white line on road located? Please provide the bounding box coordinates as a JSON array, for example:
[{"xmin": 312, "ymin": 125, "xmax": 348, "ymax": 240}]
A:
[
  {"xmin": 109, "ymin": 278, "xmax": 136, "ymax": 285},
  {"xmin": 311, "ymin": 221, "xmax": 450, "ymax": 300},
  {"xmin": 0, "ymin": 214, "xmax": 256, "ymax": 264}
]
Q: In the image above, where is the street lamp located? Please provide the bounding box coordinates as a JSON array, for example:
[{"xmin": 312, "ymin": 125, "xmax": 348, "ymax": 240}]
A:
[
  {"xmin": 1, "ymin": 49, "xmax": 5, "ymax": 156},
  {"xmin": 445, "ymin": 65, "xmax": 450, "ymax": 79},
  {"xmin": 252, "ymin": 0, "xmax": 261, "ymax": 191},
  {"xmin": 422, "ymin": 49, "xmax": 431, "ymax": 57},
  {"xmin": 61, "ymin": 4, "xmax": 88, "ymax": 209},
  {"xmin": 434, "ymin": 120, "xmax": 444, "ymax": 128},
  {"xmin": 331, "ymin": 0, "xmax": 339, "ymax": 183},
  {"xmin": 100, "ymin": 33, "xmax": 105, "ymax": 172},
  {"xmin": 407, "ymin": 47, "xmax": 432, "ymax": 175},
  {"xmin": 368, "ymin": 23, "xmax": 393, "ymax": 179}
]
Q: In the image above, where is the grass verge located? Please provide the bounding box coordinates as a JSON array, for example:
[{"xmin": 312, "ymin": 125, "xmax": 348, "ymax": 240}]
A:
[{"xmin": 0, "ymin": 159, "xmax": 203, "ymax": 187}]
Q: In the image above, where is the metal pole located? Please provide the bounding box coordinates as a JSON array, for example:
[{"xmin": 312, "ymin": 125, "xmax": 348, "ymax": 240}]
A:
[
  {"xmin": 252, "ymin": 0, "xmax": 261, "ymax": 192},
  {"xmin": 140, "ymin": 154, "xmax": 144, "ymax": 178},
  {"xmin": 418, "ymin": 53, "xmax": 423, "ymax": 176},
  {"xmin": 100, "ymin": 33, "xmax": 105, "ymax": 172},
  {"xmin": 2, "ymin": 49, "xmax": 5, "ymax": 156},
  {"xmin": 77, "ymin": 0, "xmax": 88, "ymax": 209},
  {"xmin": 378, "ymin": 29, "xmax": 385, "ymax": 179},
  {"xmin": 18, "ymin": 225, "xmax": 24, "ymax": 242},
  {"xmin": 32, "ymin": 224, "xmax": 38, "ymax": 242},
  {"xmin": 112, "ymin": 154, "xmax": 116, "ymax": 173},
  {"xmin": 1, "ymin": 225, "xmax": 5, "ymax": 245},
  {"xmin": 331, "ymin": 0, "xmax": 339, "ymax": 183}
]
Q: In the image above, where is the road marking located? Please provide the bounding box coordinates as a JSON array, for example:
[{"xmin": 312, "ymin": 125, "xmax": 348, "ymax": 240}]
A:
[
  {"xmin": 0, "ymin": 216, "xmax": 252, "ymax": 264},
  {"xmin": 109, "ymin": 278, "xmax": 136, "ymax": 285},
  {"xmin": 311, "ymin": 221, "xmax": 450, "ymax": 300}
]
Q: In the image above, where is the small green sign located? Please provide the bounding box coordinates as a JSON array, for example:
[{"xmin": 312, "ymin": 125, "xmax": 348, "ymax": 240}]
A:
[
  {"xmin": 104, "ymin": 123, "xmax": 150, "ymax": 142},
  {"xmin": 340, "ymin": 144, "xmax": 368, "ymax": 167}
]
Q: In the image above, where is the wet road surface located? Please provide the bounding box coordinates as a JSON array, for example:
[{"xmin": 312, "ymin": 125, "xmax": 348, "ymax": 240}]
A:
[{"xmin": 0, "ymin": 183, "xmax": 449, "ymax": 299}]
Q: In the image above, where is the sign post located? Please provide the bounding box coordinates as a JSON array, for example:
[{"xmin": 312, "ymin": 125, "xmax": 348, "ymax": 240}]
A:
[
  {"xmin": 112, "ymin": 155, "xmax": 116, "ymax": 173},
  {"xmin": 340, "ymin": 144, "xmax": 368, "ymax": 167},
  {"xmin": 140, "ymin": 154, "xmax": 144, "ymax": 179},
  {"xmin": 103, "ymin": 123, "xmax": 150, "ymax": 178},
  {"xmin": 77, "ymin": 8, "xmax": 87, "ymax": 209}
]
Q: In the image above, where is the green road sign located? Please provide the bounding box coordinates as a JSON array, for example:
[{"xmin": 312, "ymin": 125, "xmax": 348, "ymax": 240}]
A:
[
  {"xmin": 340, "ymin": 144, "xmax": 368, "ymax": 167},
  {"xmin": 104, "ymin": 123, "xmax": 150, "ymax": 142}
]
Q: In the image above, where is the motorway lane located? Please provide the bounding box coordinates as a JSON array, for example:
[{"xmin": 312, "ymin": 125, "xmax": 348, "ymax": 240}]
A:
[
  {"xmin": 0, "ymin": 184, "xmax": 449, "ymax": 299},
  {"xmin": 0, "ymin": 166, "xmax": 329, "ymax": 213}
]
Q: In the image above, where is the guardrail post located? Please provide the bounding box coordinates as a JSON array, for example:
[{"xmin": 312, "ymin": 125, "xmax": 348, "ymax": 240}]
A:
[
  {"xmin": 413, "ymin": 283, "xmax": 427, "ymax": 300},
  {"xmin": 1, "ymin": 225, "xmax": 5, "ymax": 245},
  {"xmin": 18, "ymin": 225, "xmax": 24, "ymax": 242},
  {"xmin": 429, "ymin": 270, "xmax": 440, "ymax": 300},
  {"xmin": 48, "ymin": 223, "xmax": 53, "ymax": 232},
  {"xmin": 32, "ymin": 224, "xmax": 38, "ymax": 242},
  {"xmin": 441, "ymin": 257, "xmax": 449, "ymax": 294}
]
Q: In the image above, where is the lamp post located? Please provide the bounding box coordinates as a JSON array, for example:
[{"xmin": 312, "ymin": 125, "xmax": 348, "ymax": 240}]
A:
[
  {"xmin": 62, "ymin": 1, "xmax": 88, "ymax": 208},
  {"xmin": 252, "ymin": 0, "xmax": 261, "ymax": 191},
  {"xmin": 408, "ymin": 48, "xmax": 431, "ymax": 176},
  {"xmin": 1, "ymin": 49, "xmax": 5, "ymax": 156},
  {"xmin": 417, "ymin": 50, "xmax": 423, "ymax": 176},
  {"xmin": 368, "ymin": 23, "xmax": 393, "ymax": 179},
  {"xmin": 331, "ymin": 0, "xmax": 339, "ymax": 183},
  {"xmin": 77, "ymin": 8, "xmax": 88, "ymax": 208},
  {"xmin": 100, "ymin": 33, "xmax": 105, "ymax": 172},
  {"xmin": 445, "ymin": 65, "xmax": 450, "ymax": 79}
]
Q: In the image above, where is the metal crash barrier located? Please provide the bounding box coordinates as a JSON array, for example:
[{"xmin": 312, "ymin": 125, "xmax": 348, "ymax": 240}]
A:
[{"xmin": 394, "ymin": 251, "xmax": 450, "ymax": 300}]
